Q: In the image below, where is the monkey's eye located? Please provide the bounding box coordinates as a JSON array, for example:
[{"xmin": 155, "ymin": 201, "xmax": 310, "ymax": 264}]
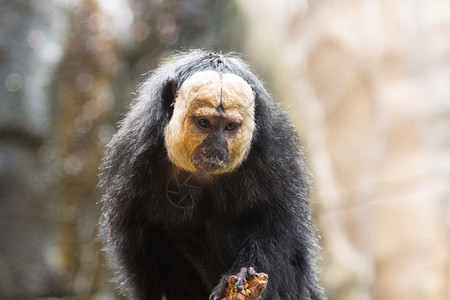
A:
[
  {"xmin": 197, "ymin": 118, "xmax": 211, "ymax": 129},
  {"xmin": 224, "ymin": 122, "xmax": 238, "ymax": 132}
]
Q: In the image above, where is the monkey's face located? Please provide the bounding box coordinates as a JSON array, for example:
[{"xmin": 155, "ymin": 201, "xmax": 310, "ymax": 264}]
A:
[{"xmin": 164, "ymin": 71, "xmax": 255, "ymax": 174}]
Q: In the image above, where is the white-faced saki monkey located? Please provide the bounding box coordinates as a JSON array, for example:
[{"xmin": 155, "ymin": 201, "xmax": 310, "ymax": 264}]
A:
[{"xmin": 99, "ymin": 50, "xmax": 326, "ymax": 300}]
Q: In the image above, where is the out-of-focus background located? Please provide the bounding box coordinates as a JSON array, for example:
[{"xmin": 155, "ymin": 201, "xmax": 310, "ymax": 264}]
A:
[{"xmin": 0, "ymin": 0, "xmax": 448, "ymax": 299}]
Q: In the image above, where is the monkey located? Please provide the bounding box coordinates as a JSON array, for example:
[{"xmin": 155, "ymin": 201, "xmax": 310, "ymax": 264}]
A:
[{"xmin": 99, "ymin": 50, "xmax": 326, "ymax": 300}]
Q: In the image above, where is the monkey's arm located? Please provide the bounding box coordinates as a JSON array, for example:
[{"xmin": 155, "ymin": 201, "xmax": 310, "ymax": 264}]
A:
[{"xmin": 209, "ymin": 206, "xmax": 309, "ymax": 300}]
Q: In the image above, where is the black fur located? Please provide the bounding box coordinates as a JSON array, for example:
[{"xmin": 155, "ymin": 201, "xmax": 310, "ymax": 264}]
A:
[{"xmin": 99, "ymin": 50, "xmax": 325, "ymax": 299}]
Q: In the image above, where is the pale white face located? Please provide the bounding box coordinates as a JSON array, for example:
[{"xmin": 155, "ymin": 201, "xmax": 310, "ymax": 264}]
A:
[{"xmin": 164, "ymin": 71, "xmax": 255, "ymax": 174}]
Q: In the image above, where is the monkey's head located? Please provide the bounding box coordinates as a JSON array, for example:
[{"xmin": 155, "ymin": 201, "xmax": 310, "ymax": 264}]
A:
[{"xmin": 164, "ymin": 71, "xmax": 255, "ymax": 174}]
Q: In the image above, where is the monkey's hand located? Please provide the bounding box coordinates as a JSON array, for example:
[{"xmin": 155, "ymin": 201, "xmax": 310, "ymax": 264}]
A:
[{"xmin": 210, "ymin": 267, "xmax": 268, "ymax": 300}]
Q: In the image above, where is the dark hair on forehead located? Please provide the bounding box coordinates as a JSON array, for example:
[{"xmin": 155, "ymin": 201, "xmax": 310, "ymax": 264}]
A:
[{"xmin": 164, "ymin": 50, "xmax": 264, "ymax": 94}]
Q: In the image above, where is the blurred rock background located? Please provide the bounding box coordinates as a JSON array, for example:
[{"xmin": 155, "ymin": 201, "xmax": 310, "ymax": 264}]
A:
[{"xmin": 0, "ymin": 0, "xmax": 448, "ymax": 299}]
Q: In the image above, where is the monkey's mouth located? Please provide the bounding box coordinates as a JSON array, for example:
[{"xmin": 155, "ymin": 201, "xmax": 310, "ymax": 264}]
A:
[
  {"xmin": 191, "ymin": 156, "xmax": 229, "ymax": 173},
  {"xmin": 191, "ymin": 148, "xmax": 229, "ymax": 173}
]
